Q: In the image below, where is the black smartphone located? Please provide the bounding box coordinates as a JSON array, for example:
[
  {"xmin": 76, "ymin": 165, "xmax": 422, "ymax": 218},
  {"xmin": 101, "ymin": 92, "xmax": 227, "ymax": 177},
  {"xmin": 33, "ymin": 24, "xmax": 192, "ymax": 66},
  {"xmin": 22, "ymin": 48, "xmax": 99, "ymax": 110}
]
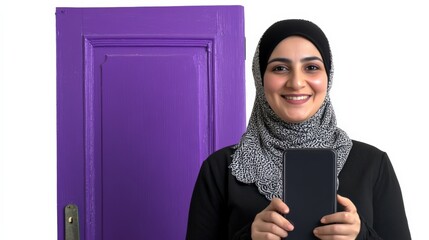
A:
[{"xmin": 282, "ymin": 148, "xmax": 337, "ymax": 240}]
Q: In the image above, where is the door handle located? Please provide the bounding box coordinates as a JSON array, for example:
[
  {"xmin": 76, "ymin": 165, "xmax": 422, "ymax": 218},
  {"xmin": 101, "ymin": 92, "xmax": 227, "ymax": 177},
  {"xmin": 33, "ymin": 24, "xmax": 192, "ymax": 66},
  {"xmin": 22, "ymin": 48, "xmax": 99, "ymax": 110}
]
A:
[{"xmin": 65, "ymin": 204, "xmax": 80, "ymax": 240}]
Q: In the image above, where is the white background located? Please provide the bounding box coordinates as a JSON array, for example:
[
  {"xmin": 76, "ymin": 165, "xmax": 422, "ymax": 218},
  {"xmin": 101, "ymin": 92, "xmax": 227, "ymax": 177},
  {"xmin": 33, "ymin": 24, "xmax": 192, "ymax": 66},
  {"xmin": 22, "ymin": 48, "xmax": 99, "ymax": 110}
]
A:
[{"xmin": 1, "ymin": 0, "xmax": 428, "ymax": 239}]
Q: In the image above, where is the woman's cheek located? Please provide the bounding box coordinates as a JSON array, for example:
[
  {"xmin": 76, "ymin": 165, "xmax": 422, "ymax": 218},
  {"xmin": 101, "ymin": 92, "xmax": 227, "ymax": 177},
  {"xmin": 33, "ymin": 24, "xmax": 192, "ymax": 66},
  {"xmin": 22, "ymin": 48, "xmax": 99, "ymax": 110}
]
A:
[{"xmin": 308, "ymin": 76, "xmax": 328, "ymax": 93}]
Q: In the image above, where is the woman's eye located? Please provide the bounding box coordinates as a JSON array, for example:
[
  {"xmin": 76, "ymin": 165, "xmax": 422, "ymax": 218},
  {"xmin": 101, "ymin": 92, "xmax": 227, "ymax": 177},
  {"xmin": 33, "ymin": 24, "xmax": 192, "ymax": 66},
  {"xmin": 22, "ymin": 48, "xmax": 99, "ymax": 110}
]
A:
[
  {"xmin": 273, "ymin": 66, "xmax": 288, "ymax": 72},
  {"xmin": 306, "ymin": 65, "xmax": 320, "ymax": 71}
]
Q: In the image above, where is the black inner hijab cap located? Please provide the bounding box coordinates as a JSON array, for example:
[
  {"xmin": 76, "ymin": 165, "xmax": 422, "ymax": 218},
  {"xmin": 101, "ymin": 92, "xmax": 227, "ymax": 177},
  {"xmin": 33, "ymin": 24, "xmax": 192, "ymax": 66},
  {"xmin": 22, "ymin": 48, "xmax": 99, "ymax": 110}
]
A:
[{"xmin": 259, "ymin": 19, "xmax": 332, "ymax": 85}]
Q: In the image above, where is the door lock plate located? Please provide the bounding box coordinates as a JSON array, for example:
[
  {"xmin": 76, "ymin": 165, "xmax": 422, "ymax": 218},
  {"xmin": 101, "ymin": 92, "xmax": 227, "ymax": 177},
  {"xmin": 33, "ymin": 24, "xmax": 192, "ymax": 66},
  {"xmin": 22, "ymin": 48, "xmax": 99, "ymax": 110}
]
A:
[{"xmin": 65, "ymin": 204, "xmax": 80, "ymax": 240}]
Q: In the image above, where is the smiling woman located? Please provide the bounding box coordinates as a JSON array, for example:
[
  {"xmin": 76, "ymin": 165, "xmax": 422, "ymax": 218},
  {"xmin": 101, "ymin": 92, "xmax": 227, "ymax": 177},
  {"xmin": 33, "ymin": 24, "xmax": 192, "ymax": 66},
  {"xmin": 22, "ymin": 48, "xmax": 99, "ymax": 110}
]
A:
[{"xmin": 186, "ymin": 19, "xmax": 412, "ymax": 240}]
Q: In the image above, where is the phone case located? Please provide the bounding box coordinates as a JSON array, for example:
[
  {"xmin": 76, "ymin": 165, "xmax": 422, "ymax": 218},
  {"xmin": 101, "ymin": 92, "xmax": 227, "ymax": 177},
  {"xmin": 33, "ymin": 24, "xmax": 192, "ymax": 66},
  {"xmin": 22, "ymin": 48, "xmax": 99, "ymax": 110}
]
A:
[{"xmin": 282, "ymin": 148, "xmax": 337, "ymax": 240}]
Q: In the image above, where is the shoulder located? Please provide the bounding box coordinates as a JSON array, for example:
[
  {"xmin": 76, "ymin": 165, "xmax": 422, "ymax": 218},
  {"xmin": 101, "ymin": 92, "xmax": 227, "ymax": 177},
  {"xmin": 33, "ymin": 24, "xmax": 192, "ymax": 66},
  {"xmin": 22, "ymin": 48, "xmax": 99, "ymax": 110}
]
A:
[
  {"xmin": 207, "ymin": 145, "xmax": 237, "ymax": 161},
  {"xmin": 348, "ymin": 140, "xmax": 389, "ymax": 167},
  {"xmin": 350, "ymin": 139, "xmax": 386, "ymax": 157},
  {"xmin": 342, "ymin": 140, "xmax": 388, "ymax": 176},
  {"xmin": 193, "ymin": 145, "xmax": 236, "ymax": 198},
  {"xmin": 200, "ymin": 145, "xmax": 236, "ymax": 174},
  {"xmin": 341, "ymin": 140, "xmax": 395, "ymax": 185}
]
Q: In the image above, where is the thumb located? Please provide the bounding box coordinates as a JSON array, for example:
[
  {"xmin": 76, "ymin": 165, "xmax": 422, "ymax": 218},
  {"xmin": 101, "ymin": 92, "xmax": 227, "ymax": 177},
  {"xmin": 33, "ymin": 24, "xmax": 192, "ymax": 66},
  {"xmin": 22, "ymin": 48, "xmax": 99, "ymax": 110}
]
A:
[
  {"xmin": 337, "ymin": 194, "xmax": 357, "ymax": 212},
  {"xmin": 267, "ymin": 197, "xmax": 289, "ymax": 214}
]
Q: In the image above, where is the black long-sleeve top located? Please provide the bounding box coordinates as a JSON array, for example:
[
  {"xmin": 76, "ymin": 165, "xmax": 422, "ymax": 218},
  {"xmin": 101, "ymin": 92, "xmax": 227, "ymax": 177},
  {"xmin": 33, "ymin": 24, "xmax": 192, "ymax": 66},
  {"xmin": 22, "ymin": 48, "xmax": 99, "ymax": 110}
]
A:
[{"xmin": 186, "ymin": 140, "xmax": 411, "ymax": 239}]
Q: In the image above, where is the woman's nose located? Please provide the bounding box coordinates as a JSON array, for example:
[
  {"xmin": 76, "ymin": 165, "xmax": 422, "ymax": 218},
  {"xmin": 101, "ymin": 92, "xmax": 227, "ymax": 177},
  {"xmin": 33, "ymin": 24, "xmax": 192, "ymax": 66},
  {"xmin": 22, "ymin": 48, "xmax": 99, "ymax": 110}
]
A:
[{"xmin": 285, "ymin": 70, "xmax": 305, "ymax": 90}]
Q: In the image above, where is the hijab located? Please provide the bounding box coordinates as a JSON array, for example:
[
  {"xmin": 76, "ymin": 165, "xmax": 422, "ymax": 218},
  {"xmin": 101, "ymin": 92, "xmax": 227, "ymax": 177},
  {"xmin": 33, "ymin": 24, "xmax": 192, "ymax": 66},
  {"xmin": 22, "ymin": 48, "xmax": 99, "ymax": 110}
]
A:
[{"xmin": 230, "ymin": 19, "xmax": 353, "ymax": 201}]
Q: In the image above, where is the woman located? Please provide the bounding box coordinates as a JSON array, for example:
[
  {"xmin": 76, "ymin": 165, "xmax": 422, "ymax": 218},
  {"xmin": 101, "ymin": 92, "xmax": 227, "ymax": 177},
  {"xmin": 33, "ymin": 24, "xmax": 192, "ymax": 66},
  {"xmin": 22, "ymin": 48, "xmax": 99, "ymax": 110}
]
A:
[{"xmin": 186, "ymin": 19, "xmax": 411, "ymax": 240}]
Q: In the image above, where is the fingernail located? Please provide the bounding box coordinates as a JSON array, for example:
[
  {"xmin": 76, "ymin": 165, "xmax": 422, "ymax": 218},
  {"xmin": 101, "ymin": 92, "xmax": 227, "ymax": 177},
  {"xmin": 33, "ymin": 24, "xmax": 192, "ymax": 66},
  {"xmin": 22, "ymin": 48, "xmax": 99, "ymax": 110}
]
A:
[{"xmin": 320, "ymin": 217, "xmax": 326, "ymax": 223}]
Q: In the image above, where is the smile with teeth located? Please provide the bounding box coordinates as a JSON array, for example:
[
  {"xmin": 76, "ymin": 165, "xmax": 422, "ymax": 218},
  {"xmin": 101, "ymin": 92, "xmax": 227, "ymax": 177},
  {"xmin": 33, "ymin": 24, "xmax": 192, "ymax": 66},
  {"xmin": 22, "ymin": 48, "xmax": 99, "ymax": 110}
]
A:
[{"xmin": 282, "ymin": 95, "xmax": 310, "ymax": 100}]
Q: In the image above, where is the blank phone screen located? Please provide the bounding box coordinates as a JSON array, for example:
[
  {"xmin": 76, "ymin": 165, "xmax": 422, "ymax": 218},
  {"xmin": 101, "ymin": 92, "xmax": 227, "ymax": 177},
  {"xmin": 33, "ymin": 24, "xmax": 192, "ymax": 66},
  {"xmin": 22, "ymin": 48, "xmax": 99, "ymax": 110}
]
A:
[{"xmin": 283, "ymin": 148, "xmax": 337, "ymax": 240}]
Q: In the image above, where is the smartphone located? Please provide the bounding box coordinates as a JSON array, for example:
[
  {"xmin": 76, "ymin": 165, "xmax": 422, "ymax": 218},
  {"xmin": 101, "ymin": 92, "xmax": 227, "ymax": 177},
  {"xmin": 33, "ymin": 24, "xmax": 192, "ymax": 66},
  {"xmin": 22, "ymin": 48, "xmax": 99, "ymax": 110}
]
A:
[{"xmin": 282, "ymin": 148, "xmax": 337, "ymax": 240}]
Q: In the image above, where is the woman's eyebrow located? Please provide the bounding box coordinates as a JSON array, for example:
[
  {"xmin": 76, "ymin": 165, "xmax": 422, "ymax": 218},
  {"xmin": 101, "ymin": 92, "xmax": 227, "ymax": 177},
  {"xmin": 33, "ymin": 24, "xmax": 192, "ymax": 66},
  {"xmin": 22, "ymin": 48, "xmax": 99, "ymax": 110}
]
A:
[
  {"xmin": 301, "ymin": 56, "xmax": 323, "ymax": 63},
  {"xmin": 267, "ymin": 57, "xmax": 291, "ymax": 64},
  {"xmin": 267, "ymin": 56, "xmax": 323, "ymax": 64}
]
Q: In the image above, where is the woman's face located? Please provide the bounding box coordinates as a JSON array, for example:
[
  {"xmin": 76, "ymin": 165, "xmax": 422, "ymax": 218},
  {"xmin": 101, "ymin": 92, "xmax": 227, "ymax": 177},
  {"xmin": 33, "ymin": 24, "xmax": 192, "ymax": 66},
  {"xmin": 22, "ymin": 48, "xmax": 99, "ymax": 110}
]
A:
[{"xmin": 263, "ymin": 36, "xmax": 328, "ymax": 123}]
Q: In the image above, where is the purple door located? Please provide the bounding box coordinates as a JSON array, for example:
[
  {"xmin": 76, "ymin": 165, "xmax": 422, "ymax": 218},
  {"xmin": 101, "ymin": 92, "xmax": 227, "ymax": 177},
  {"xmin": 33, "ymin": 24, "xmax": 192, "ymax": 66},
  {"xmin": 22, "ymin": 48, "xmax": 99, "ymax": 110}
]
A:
[{"xmin": 56, "ymin": 6, "xmax": 245, "ymax": 240}]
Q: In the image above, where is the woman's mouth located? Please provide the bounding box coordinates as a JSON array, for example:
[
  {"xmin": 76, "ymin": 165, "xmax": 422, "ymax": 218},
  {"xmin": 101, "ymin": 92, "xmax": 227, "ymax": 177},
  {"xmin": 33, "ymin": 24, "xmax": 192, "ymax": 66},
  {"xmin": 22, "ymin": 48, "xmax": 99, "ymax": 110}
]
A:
[{"xmin": 281, "ymin": 94, "xmax": 311, "ymax": 104}]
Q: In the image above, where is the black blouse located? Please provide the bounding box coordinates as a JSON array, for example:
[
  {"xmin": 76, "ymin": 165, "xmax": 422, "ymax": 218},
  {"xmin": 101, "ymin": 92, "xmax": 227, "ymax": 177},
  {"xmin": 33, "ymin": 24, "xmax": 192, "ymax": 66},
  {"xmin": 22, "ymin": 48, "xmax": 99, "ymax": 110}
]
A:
[{"xmin": 186, "ymin": 140, "xmax": 411, "ymax": 239}]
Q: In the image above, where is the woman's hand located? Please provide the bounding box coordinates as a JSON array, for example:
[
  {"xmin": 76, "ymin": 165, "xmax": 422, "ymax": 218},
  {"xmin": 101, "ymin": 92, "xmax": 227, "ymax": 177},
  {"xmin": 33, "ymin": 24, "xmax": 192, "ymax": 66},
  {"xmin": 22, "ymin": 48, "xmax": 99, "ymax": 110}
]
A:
[
  {"xmin": 251, "ymin": 197, "xmax": 294, "ymax": 240},
  {"xmin": 313, "ymin": 195, "xmax": 361, "ymax": 240}
]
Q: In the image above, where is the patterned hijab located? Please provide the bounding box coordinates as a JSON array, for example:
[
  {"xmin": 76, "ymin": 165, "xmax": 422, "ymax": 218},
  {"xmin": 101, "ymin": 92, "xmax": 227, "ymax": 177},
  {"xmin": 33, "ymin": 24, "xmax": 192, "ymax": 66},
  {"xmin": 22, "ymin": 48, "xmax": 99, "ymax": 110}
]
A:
[{"xmin": 230, "ymin": 19, "xmax": 353, "ymax": 201}]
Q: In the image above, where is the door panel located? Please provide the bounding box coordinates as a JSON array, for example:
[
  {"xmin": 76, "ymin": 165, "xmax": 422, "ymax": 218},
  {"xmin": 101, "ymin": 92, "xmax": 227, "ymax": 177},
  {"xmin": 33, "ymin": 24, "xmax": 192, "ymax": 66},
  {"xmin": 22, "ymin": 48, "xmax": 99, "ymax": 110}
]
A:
[
  {"xmin": 56, "ymin": 6, "xmax": 245, "ymax": 240},
  {"xmin": 101, "ymin": 53, "xmax": 207, "ymax": 239}
]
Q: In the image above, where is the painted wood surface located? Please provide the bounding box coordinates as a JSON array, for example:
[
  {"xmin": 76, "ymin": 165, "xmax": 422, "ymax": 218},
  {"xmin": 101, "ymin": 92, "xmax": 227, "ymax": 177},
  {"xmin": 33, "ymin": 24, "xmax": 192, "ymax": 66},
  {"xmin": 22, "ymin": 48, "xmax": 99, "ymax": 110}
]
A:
[{"xmin": 56, "ymin": 6, "xmax": 245, "ymax": 239}]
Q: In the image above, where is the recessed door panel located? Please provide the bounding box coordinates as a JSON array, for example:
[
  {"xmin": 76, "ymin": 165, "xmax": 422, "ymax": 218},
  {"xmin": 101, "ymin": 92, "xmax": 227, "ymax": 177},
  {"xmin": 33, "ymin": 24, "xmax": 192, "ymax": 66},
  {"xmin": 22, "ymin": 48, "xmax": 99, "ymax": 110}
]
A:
[{"xmin": 101, "ymin": 52, "xmax": 207, "ymax": 239}]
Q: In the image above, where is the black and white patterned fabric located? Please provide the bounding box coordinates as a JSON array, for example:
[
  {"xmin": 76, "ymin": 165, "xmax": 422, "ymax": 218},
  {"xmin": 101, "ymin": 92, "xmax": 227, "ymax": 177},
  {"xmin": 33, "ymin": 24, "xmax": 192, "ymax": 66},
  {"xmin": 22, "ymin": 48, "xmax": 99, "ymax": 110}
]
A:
[{"xmin": 230, "ymin": 20, "xmax": 353, "ymax": 201}]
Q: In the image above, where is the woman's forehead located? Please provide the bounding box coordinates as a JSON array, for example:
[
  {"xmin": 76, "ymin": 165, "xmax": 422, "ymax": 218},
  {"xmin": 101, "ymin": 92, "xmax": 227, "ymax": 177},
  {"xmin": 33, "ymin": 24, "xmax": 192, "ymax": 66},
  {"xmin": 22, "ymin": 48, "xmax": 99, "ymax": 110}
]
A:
[{"xmin": 269, "ymin": 36, "xmax": 323, "ymax": 59}]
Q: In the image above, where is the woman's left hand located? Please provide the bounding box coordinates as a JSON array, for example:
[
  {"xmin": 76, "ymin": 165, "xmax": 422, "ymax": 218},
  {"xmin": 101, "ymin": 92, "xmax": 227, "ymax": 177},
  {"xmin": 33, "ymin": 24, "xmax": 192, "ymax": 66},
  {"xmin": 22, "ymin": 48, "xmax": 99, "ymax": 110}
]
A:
[{"xmin": 313, "ymin": 194, "xmax": 361, "ymax": 240}]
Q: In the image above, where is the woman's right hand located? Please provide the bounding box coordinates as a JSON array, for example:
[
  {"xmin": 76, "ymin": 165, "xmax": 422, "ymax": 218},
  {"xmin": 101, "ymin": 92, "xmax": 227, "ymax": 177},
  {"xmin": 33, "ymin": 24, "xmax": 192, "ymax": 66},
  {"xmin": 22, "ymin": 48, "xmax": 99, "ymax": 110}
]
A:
[{"xmin": 251, "ymin": 198, "xmax": 294, "ymax": 239}]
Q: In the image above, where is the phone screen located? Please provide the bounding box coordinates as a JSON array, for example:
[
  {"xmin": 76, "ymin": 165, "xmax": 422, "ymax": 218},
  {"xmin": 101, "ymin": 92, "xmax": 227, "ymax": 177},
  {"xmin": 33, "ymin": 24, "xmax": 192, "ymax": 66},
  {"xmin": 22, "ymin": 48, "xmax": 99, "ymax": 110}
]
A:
[{"xmin": 282, "ymin": 148, "xmax": 337, "ymax": 240}]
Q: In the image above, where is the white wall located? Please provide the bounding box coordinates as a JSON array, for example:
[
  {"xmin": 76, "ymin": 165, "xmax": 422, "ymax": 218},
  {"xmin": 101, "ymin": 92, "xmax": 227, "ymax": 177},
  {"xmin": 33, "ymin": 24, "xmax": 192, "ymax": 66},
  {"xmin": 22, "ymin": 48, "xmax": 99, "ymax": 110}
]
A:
[{"xmin": 1, "ymin": 0, "xmax": 427, "ymax": 239}]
